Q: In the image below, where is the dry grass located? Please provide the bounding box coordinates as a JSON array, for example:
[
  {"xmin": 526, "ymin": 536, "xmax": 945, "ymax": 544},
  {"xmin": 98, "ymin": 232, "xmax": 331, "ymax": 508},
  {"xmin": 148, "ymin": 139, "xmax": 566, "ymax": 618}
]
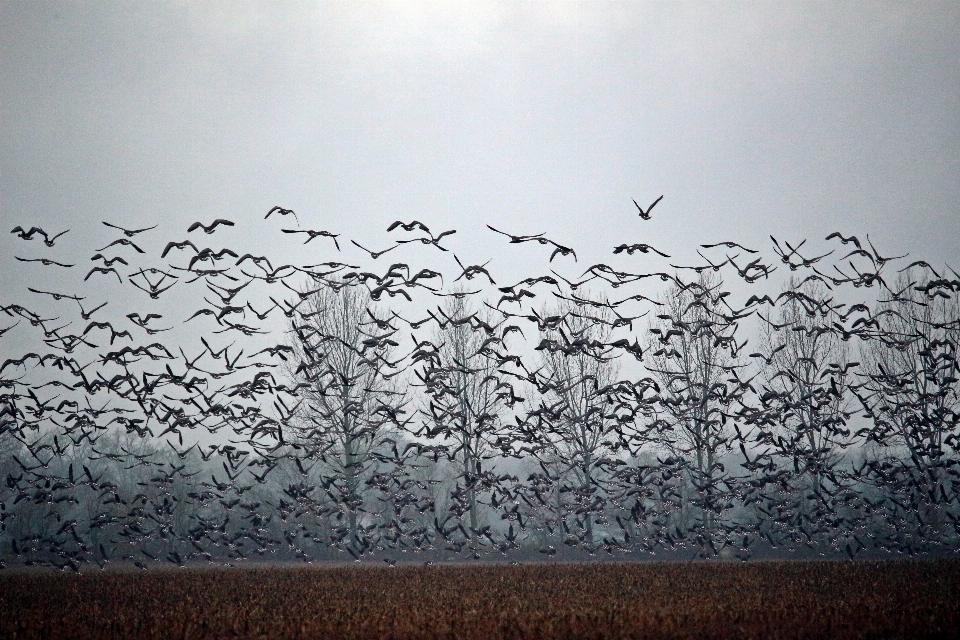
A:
[{"xmin": 1, "ymin": 559, "xmax": 957, "ymax": 639}]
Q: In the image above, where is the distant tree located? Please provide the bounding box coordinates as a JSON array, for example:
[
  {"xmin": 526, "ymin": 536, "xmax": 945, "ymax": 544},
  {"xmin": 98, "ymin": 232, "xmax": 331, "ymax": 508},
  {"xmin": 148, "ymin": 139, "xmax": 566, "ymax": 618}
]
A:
[
  {"xmin": 646, "ymin": 273, "xmax": 745, "ymax": 555},
  {"xmin": 287, "ymin": 281, "xmax": 407, "ymax": 554},
  {"xmin": 526, "ymin": 298, "xmax": 622, "ymax": 547},
  {"xmin": 0, "ymin": 392, "xmax": 25, "ymax": 558},
  {"xmin": 417, "ymin": 294, "xmax": 512, "ymax": 552},
  {"xmin": 856, "ymin": 268, "xmax": 960, "ymax": 549},
  {"xmin": 749, "ymin": 278, "xmax": 859, "ymax": 553}
]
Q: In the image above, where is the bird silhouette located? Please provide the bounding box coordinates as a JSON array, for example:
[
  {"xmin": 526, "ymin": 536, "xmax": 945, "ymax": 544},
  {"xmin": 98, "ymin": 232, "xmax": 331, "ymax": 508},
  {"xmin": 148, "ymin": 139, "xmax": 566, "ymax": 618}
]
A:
[
  {"xmin": 188, "ymin": 219, "xmax": 235, "ymax": 234},
  {"xmin": 633, "ymin": 195, "xmax": 663, "ymax": 220},
  {"xmin": 865, "ymin": 235, "xmax": 906, "ymax": 265},
  {"xmin": 98, "ymin": 238, "xmax": 145, "ymax": 254},
  {"xmin": 15, "ymin": 257, "xmax": 73, "ymax": 267},
  {"xmin": 395, "ymin": 228, "xmax": 456, "ymax": 252},
  {"xmin": 11, "ymin": 226, "xmax": 69, "ymax": 246},
  {"xmin": 351, "ymin": 240, "xmax": 399, "ymax": 259},
  {"xmin": 701, "ymin": 241, "xmax": 758, "ymax": 254},
  {"xmin": 487, "ymin": 225, "xmax": 575, "ymax": 261},
  {"xmin": 75, "ymin": 300, "xmax": 108, "ymax": 320},
  {"xmin": 453, "ymin": 255, "xmax": 496, "ymax": 284},
  {"xmin": 281, "ymin": 228, "xmax": 341, "ymax": 249},
  {"xmin": 84, "ymin": 266, "xmax": 123, "ymax": 282},
  {"xmin": 11, "ymin": 226, "xmax": 45, "ymax": 240},
  {"xmin": 161, "ymin": 239, "xmax": 199, "ymax": 258},
  {"xmin": 486, "ymin": 224, "xmax": 545, "ymax": 243},
  {"xmin": 613, "ymin": 244, "xmax": 670, "ymax": 257},
  {"xmin": 90, "ymin": 254, "xmax": 129, "ymax": 267},
  {"xmin": 102, "ymin": 221, "xmax": 158, "ymax": 236},
  {"xmin": 387, "ymin": 220, "xmax": 431, "ymax": 233},
  {"xmin": 265, "ymin": 206, "xmax": 299, "ymax": 224},
  {"xmin": 27, "ymin": 287, "xmax": 83, "ymax": 301},
  {"xmin": 825, "ymin": 231, "xmax": 862, "ymax": 250}
]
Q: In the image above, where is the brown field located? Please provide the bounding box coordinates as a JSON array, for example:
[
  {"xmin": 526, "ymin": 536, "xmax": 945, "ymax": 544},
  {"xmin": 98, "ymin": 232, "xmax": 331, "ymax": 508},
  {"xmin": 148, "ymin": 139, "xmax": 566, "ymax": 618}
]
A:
[{"xmin": 1, "ymin": 559, "xmax": 958, "ymax": 639}]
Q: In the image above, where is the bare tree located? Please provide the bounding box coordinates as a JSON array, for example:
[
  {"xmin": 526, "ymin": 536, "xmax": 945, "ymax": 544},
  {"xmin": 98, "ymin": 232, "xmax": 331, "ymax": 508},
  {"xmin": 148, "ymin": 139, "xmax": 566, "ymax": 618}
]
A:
[
  {"xmin": 287, "ymin": 281, "xmax": 406, "ymax": 553},
  {"xmin": 856, "ymin": 268, "xmax": 960, "ymax": 548},
  {"xmin": 751, "ymin": 278, "xmax": 858, "ymax": 553},
  {"xmin": 417, "ymin": 294, "xmax": 511, "ymax": 552},
  {"xmin": 646, "ymin": 273, "xmax": 744, "ymax": 554},
  {"xmin": 527, "ymin": 298, "xmax": 621, "ymax": 546}
]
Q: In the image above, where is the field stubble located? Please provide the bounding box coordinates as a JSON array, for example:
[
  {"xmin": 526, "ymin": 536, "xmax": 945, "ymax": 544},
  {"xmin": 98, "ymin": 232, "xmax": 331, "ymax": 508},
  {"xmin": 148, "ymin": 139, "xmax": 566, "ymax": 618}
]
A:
[{"xmin": 0, "ymin": 559, "xmax": 957, "ymax": 639}]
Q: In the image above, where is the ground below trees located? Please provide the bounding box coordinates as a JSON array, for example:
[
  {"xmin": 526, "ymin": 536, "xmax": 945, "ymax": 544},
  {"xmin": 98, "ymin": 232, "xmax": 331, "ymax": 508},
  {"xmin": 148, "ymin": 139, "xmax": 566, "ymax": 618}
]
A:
[{"xmin": 1, "ymin": 559, "xmax": 957, "ymax": 639}]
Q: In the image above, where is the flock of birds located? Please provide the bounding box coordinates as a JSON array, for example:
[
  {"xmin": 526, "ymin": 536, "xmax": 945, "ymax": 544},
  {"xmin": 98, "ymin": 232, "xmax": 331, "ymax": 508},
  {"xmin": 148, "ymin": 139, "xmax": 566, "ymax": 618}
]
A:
[{"xmin": 1, "ymin": 196, "xmax": 959, "ymax": 573}]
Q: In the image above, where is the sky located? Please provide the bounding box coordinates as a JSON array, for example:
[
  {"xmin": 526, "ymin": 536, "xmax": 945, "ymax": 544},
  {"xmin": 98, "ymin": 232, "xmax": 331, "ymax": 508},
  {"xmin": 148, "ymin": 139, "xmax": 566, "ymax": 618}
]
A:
[
  {"xmin": 2, "ymin": 2, "xmax": 959, "ymax": 572},
  {"xmin": 1, "ymin": 1, "xmax": 959, "ymax": 328}
]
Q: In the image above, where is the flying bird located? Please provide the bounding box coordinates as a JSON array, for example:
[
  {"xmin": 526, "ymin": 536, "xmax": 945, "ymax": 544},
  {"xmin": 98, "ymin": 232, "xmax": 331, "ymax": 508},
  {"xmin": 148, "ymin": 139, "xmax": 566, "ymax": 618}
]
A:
[
  {"xmin": 351, "ymin": 240, "xmax": 399, "ymax": 259},
  {"xmin": 899, "ymin": 260, "xmax": 940, "ymax": 277},
  {"xmin": 453, "ymin": 255, "xmax": 496, "ymax": 284},
  {"xmin": 98, "ymin": 238, "xmax": 145, "ymax": 254},
  {"xmin": 265, "ymin": 206, "xmax": 299, "ymax": 224},
  {"xmin": 15, "ymin": 257, "xmax": 73, "ymax": 267},
  {"xmin": 102, "ymin": 221, "xmax": 158, "ymax": 237},
  {"xmin": 825, "ymin": 232, "xmax": 862, "ymax": 250},
  {"xmin": 486, "ymin": 225, "xmax": 545, "ymax": 244},
  {"xmin": 187, "ymin": 247, "xmax": 239, "ymax": 270},
  {"xmin": 129, "ymin": 278, "xmax": 176, "ymax": 299},
  {"xmin": 281, "ymin": 228, "xmax": 341, "ymax": 249},
  {"xmin": 701, "ymin": 241, "xmax": 758, "ymax": 254},
  {"xmin": 865, "ymin": 235, "xmax": 906, "ymax": 266},
  {"xmin": 633, "ymin": 195, "xmax": 663, "ymax": 220},
  {"xmin": 0, "ymin": 321, "xmax": 20, "ymax": 337},
  {"xmin": 395, "ymin": 228, "xmax": 457, "ymax": 252},
  {"xmin": 84, "ymin": 267, "xmax": 123, "ymax": 282},
  {"xmin": 11, "ymin": 226, "xmax": 46, "ymax": 240},
  {"xmin": 387, "ymin": 220, "xmax": 431, "ymax": 233},
  {"xmin": 547, "ymin": 242, "xmax": 576, "ymax": 262},
  {"xmin": 10, "ymin": 226, "xmax": 69, "ymax": 246},
  {"xmin": 27, "ymin": 287, "xmax": 83, "ymax": 301},
  {"xmin": 487, "ymin": 225, "xmax": 576, "ymax": 262},
  {"xmin": 81, "ymin": 321, "xmax": 133, "ymax": 344},
  {"xmin": 236, "ymin": 254, "xmax": 273, "ymax": 271},
  {"xmin": 75, "ymin": 300, "xmax": 108, "ymax": 320},
  {"xmin": 613, "ymin": 244, "xmax": 670, "ymax": 257},
  {"xmin": 188, "ymin": 219, "xmax": 235, "ymax": 234},
  {"xmin": 161, "ymin": 240, "xmax": 199, "ymax": 258},
  {"xmin": 90, "ymin": 254, "xmax": 129, "ymax": 267},
  {"xmin": 127, "ymin": 312, "xmax": 165, "ymax": 327},
  {"xmin": 743, "ymin": 294, "xmax": 774, "ymax": 308}
]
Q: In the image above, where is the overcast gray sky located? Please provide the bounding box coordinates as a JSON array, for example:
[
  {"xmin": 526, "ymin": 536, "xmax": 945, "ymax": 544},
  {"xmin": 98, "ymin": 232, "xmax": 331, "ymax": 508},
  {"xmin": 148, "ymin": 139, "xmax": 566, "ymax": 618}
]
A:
[{"xmin": 2, "ymin": 1, "xmax": 959, "ymax": 306}]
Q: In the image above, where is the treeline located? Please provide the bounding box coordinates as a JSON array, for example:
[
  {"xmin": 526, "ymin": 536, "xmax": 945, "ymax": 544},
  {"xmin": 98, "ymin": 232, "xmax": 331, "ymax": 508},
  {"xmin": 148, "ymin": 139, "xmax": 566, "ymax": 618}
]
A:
[{"xmin": 1, "ymin": 213, "xmax": 959, "ymax": 571}]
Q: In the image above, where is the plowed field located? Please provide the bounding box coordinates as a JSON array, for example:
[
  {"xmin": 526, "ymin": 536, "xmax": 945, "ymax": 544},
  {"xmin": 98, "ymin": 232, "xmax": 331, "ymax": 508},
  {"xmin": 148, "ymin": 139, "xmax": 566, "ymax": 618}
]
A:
[{"xmin": 1, "ymin": 559, "xmax": 957, "ymax": 639}]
